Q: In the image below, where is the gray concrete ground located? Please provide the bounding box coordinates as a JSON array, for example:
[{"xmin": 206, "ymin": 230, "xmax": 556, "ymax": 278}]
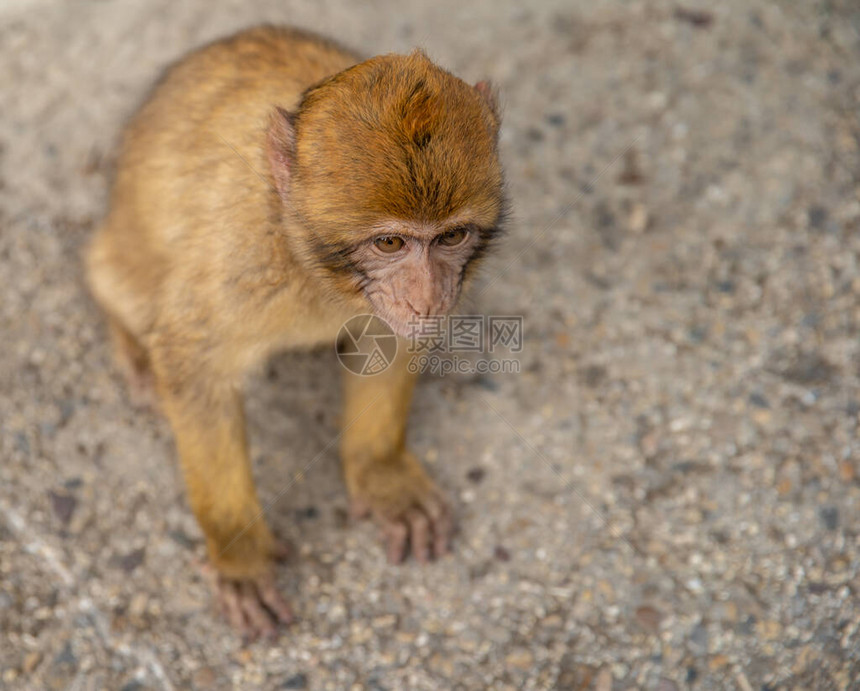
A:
[{"xmin": 2, "ymin": 0, "xmax": 860, "ymax": 688}]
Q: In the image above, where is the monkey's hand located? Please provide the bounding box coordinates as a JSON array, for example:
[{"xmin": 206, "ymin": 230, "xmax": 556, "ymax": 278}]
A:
[
  {"xmin": 348, "ymin": 451, "xmax": 453, "ymax": 564},
  {"xmin": 200, "ymin": 539, "xmax": 293, "ymax": 641}
]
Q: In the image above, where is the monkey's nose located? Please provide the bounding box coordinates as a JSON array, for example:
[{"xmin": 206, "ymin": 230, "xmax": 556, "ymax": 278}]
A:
[{"xmin": 405, "ymin": 296, "xmax": 433, "ymax": 318}]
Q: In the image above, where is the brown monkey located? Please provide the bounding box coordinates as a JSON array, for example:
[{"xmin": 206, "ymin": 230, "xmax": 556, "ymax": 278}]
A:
[{"xmin": 86, "ymin": 26, "xmax": 505, "ymax": 638}]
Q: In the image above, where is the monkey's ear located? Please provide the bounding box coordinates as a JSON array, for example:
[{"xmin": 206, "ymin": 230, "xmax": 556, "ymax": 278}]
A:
[
  {"xmin": 266, "ymin": 107, "xmax": 297, "ymax": 200},
  {"xmin": 474, "ymin": 80, "xmax": 501, "ymax": 131}
]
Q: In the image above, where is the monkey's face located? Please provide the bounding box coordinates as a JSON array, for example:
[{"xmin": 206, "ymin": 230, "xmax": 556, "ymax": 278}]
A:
[{"xmin": 344, "ymin": 220, "xmax": 490, "ymax": 337}]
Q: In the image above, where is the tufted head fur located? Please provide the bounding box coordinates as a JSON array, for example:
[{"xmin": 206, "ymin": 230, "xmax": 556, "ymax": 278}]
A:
[{"xmin": 267, "ymin": 50, "xmax": 506, "ymax": 332}]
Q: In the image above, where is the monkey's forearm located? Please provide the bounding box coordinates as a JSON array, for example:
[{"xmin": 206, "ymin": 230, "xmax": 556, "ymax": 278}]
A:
[
  {"xmin": 340, "ymin": 342, "xmax": 451, "ymax": 562},
  {"xmin": 340, "ymin": 338, "xmax": 417, "ymax": 479}
]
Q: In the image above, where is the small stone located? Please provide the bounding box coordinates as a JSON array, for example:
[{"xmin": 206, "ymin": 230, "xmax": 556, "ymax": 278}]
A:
[
  {"xmin": 782, "ymin": 352, "xmax": 836, "ymax": 385},
  {"xmin": 738, "ymin": 615, "xmax": 757, "ymax": 635},
  {"xmin": 48, "ymin": 491, "xmax": 77, "ymax": 526},
  {"xmin": 53, "ymin": 643, "xmax": 76, "ymax": 666},
  {"xmin": 640, "ymin": 431, "xmax": 659, "ymax": 457},
  {"xmin": 525, "ymin": 127, "xmax": 545, "ymax": 142},
  {"xmin": 429, "ymin": 652, "xmax": 454, "ymax": 676},
  {"xmin": 295, "ymin": 506, "xmax": 318, "ymax": 520},
  {"xmin": 594, "ymin": 667, "xmax": 613, "ymax": 691},
  {"xmin": 129, "ymin": 593, "xmax": 148, "ymax": 619},
  {"xmin": 542, "ymin": 614, "xmax": 563, "ymax": 628},
  {"xmin": 45, "ymin": 643, "xmax": 77, "ymax": 691},
  {"xmin": 751, "ymin": 409, "xmax": 771, "ymax": 425},
  {"xmin": 23, "ymin": 651, "xmax": 42, "ymax": 674},
  {"xmin": 192, "ymin": 667, "xmax": 217, "ymax": 689},
  {"xmin": 688, "ymin": 325, "xmax": 707, "ymax": 343},
  {"xmin": 504, "ymin": 648, "xmax": 533, "ymax": 670},
  {"xmin": 618, "ymin": 149, "xmax": 645, "ymax": 185},
  {"xmin": 756, "ymin": 619, "xmax": 782, "ymax": 640},
  {"xmin": 708, "ymin": 654, "xmax": 730, "ymax": 671},
  {"xmin": 282, "ymin": 673, "xmax": 308, "ymax": 689},
  {"xmin": 466, "ymin": 467, "xmax": 486, "ymax": 484},
  {"xmin": 581, "ymin": 365, "xmax": 607, "ymax": 388},
  {"xmin": 714, "ymin": 601, "xmax": 738, "ymax": 623},
  {"xmin": 372, "ymin": 614, "xmax": 397, "ymax": 629},
  {"xmin": 735, "ymin": 670, "xmax": 753, "ymax": 691},
  {"xmin": 793, "ymin": 645, "xmax": 817, "ymax": 674},
  {"xmin": 688, "ymin": 623, "xmax": 708, "ymax": 652},
  {"xmin": 117, "ymin": 547, "xmax": 146, "ymax": 573},
  {"xmin": 673, "ymin": 7, "xmax": 714, "ymax": 27},
  {"xmin": 839, "ymin": 461, "xmax": 855, "ymax": 482},
  {"xmin": 473, "ymin": 374, "xmax": 499, "ymax": 391},
  {"xmin": 555, "ymin": 657, "xmax": 599, "ymax": 689},
  {"xmin": 168, "ymin": 529, "xmax": 196, "ymax": 549},
  {"xmin": 494, "ymin": 545, "xmax": 511, "ymax": 561},
  {"xmin": 628, "ymin": 203, "xmax": 648, "ymax": 233},
  {"xmin": 807, "ymin": 205, "xmax": 828, "ymax": 230},
  {"xmin": 634, "ymin": 605, "xmax": 663, "ymax": 634},
  {"xmin": 748, "ymin": 393, "xmax": 769, "ymax": 408},
  {"xmin": 819, "ymin": 506, "xmax": 839, "ymax": 531}
]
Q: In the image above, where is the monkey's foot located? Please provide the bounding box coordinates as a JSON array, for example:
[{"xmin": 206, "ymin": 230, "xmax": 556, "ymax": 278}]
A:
[
  {"xmin": 200, "ymin": 539, "xmax": 293, "ymax": 640},
  {"xmin": 349, "ymin": 453, "xmax": 453, "ymax": 564},
  {"xmin": 201, "ymin": 563, "xmax": 293, "ymax": 640}
]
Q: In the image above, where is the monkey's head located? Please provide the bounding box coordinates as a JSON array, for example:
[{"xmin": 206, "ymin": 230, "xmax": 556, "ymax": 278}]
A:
[{"xmin": 267, "ymin": 51, "xmax": 505, "ymax": 337}]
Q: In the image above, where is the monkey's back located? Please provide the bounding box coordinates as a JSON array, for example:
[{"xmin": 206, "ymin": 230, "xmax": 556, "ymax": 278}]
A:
[{"xmin": 87, "ymin": 26, "xmax": 359, "ymax": 340}]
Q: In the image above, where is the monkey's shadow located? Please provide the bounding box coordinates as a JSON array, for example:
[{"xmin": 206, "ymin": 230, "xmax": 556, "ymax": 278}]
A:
[
  {"xmin": 243, "ymin": 347, "xmax": 344, "ymax": 538},
  {"xmin": 242, "ymin": 344, "xmax": 468, "ymax": 556}
]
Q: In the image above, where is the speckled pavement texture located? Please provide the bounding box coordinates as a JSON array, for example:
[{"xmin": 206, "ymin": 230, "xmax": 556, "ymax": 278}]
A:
[{"xmin": 2, "ymin": 1, "xmax": 860, "ymax": 689}]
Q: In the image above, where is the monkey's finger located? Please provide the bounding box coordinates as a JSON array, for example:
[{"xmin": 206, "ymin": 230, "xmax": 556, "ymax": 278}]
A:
[
  {"xmin": 258, "ymin": 577, "xmax": 294, "ymax": 625},
  {"xmin": 206, "ymin": 570, "xmax": 233, "ymax": 623},
  {"xmin": 238, "ymin": 581, "xmax": 276, "ymax": 640},
  {"xmin": 220, "ymin": 581, "xmax": 250, "ymax": 636},
  {"xmin": 424, "ymin": 497, "xmax": 452, "ymax": 558},
  {"xmin": 381, "ymin": 519, "xmax": 409, "ymax": 564},
  {"xmin": 406, "ymin": 508, "xmax": 431, "ymax": 564}
]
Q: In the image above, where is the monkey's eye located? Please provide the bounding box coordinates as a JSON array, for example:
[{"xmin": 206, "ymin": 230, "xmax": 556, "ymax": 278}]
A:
[
  {"xmin": 437, "ymin": 227, "xmax": 468, "ymax": 246},
  {"xmin": 374, "ymin": 236, "xmax": 405, "ymax": 253}
]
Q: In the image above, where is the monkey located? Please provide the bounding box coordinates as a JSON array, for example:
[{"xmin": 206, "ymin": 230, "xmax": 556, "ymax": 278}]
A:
[{"xmin": 86, "ymin": 25, "xmax": 505, "ymax": 639}]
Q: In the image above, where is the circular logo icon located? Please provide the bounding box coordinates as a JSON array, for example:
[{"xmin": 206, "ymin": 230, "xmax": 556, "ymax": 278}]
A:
[{"xmin": 336, "ymin": 314, "xmax": 398, "ymax": 375}]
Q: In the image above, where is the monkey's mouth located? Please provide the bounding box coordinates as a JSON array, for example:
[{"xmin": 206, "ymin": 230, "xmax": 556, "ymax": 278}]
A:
[{"xmin": 367, "ymin": 299, "xmax": 456, "ymax": 341}]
